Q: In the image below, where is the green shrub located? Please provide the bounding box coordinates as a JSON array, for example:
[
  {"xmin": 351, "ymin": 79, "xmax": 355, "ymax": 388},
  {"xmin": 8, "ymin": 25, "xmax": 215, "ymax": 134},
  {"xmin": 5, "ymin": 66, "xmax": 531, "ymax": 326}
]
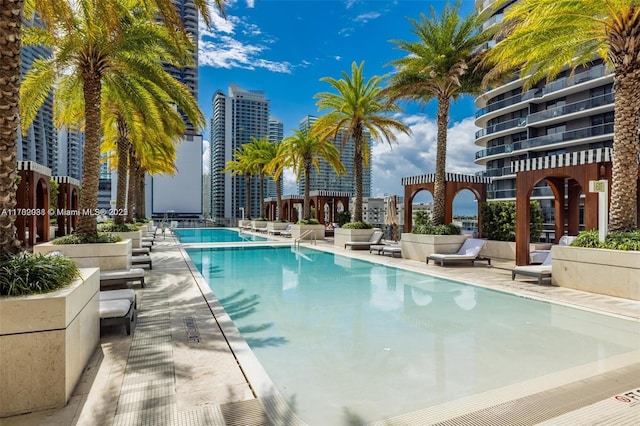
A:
[
  {"xmin": 337, "ymin": 211, "xmax": 351, "ymax": 227},
  {"xmin": 0, "ymin": 252, "xmax": 80, "ymax": 296},
  {"xmin": 341, "ymin": 221, "xmax": 373, "ymax": 229},
  {"xmin": 480, "ymin": 200, "xmax": 543, "ymax": 241},
  {"xmin": 572, "ymin": 229, "xmax": 640, "ymax": 251},
  {"xmin": 97, "ymin": 222, "xmax": 139, "ymax": 232},
  {"xmin": 297, "ymin": 219, "xmax": 320, "ymax": 225},
  {"xmin": 52, "ymin": 233, "xmax": 120, "ymax": 244},
  {"xmin": 413, "ymin": 223, "xmax": 461, "ymax": 235},
  {"xmin": 413, "ymin": 210, "xmax": 431, "ymax": 228}
]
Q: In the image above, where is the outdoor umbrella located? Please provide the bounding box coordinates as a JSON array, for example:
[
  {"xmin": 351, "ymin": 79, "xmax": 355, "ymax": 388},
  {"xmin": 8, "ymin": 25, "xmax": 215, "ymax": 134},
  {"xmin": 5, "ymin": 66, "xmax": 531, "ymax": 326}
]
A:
[{"xmin": 385, "ymin": 196, "xmax": 399, "ymax": 241}]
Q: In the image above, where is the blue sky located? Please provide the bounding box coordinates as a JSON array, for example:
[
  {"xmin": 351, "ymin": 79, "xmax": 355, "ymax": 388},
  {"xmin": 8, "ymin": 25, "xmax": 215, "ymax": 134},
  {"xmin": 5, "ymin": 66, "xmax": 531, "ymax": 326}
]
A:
[{"xmin": 197, "ymin": 0, "xmax": 482, "ymax": 213}]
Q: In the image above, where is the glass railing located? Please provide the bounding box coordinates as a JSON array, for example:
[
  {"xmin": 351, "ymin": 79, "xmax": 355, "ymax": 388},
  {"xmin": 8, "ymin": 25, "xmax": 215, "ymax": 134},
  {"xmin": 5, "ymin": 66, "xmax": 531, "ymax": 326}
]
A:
[
  {"xmin": 475, "ymin": 144, "xmax": 513, "ymax": 159},
  {"xmin": 475, "ymin": 117, "xmax": 527, "ymax": 138},
  {"xmin": 488, "ymin": 189, "xmax": 516, "ymax": 199},
  {"xmin": 528, "ymin": 92, "xmax": 614, "ymax": 124},
  {"xmin": 476, "ymin": 64, "xmax": 610, "ymax": 119}
]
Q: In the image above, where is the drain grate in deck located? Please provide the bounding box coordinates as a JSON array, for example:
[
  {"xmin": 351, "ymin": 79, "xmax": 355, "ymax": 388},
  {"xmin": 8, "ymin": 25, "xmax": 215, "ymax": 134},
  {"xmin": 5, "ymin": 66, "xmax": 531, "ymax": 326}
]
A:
[{"xmin": 184, "ymin": 317, "xmax": 201, "ymax": 343}]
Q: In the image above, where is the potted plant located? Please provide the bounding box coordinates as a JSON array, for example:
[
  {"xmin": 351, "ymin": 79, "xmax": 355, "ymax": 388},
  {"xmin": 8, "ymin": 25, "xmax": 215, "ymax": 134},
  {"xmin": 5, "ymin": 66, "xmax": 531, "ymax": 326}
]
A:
[
  {"xmin": 291, "ymin": 219, "xmax": 326, "ymax": 240},
  {"xmin": 0, "ymin": 253, "xmax": 99, "ymax": 416},
  {"xmin": 400, "ymin": 211, "xmax": 466, "ymax": 261},
  {"xmin": 34, "ymin": 233, "xmax": 132, "ymax": 271},
  {"xmin": 334, "ymin": 220, "xmax": 376, "ymax": 248}
]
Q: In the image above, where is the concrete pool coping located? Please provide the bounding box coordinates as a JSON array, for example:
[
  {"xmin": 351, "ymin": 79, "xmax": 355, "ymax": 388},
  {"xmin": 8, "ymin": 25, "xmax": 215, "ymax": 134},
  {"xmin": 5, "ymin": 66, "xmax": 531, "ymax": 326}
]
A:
[{"xmin": 4, "ymin": 231, "xmax": 638, "ymax": 425}]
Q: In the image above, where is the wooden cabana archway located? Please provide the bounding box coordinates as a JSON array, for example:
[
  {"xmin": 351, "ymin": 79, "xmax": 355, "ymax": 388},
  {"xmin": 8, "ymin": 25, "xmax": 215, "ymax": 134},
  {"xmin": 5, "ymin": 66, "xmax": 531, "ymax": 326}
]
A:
[
  {"xmin": 264, "ymin": 191, "xmax": 351, "ymax": 224},
  {"xmin": 514, "ymin": 148, "xmax": 616, "ymax": 266},
  {"xmin": 52, "ymin": 176, "xmax": 80, "ymax": 237},
  {"xmin": 402, "ymin": 173, "xmax": 490, "ymax": 235},
  {"xmin": 16, "ymin": 161, "xmax": 51, "ymax": 247}
]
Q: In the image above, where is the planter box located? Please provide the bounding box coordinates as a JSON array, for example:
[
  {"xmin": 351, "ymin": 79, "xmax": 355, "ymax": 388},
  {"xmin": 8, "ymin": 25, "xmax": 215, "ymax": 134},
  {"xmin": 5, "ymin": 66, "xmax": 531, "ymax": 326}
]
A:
[
  {"xmin": 111, "ymin": 230, "xmax": 142, "ymax": 248},
  {"xmin": 238, "ymin": 219, "xmax": 251, "ymax": 228},
  {"xmin": 266, "ymin": 221, "xmax": 289, "ymax": 234},
  {"xmin": 251, "ymin": 220, "xmax": 268, "ymax": 232},
  {"xmin": 334, "ymin": 228, "xmax": 379, "ymax": 248},
  {"xmin": 552, "ymin": 246, "xmax": 640, "ymax": 300},
  {"xmin": 400, "ymin": 233, "xmax": 468, "ymax": 261},
  {"xmin": 0, "ymin": 268, "xmax": 100, "ymax": 417},
  {"xmin": 34, "ymin": 239, "xmax": 132, "ymax": 271},
  {"xmin": 481, "ymin": 240, "xmax": 551, "ymax": 262},
  {"xmin": 291, "ymin": 224, "xmax": 325, "ymax": 240}
]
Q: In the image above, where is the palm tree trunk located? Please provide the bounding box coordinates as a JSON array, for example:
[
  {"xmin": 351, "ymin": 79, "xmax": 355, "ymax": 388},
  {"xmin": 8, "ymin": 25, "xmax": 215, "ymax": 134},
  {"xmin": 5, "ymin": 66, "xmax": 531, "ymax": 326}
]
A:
[
  {"xmin": 114, "ymin": 117, "xmax": 129, "ymax": 225},
  {"xmin": 609, "ymin": 71, "xmax": 640, "ymax": 232},
  {"xmin": 303, "ymin": 159, "xmax": 311, "ymax": 219},
  {"xmin": 0, "ymin": 0, "xmax": 23, "ymax": 254},
  {"xmin": 433, "ymin": 96, "xmax": 450, "ymax": 225},
  {"xmin": 353, "ymin": 123, "xmax": 364, "ymax": 222},
  {"xmin": 245, "ymin": 173, "xmax": 251, "ymax": 219},
  {"xmin": 136, "ymin": 166, "xmax": 146, "ymax": 220},
  {"xmin": 126, "ymin": 147, "xmax": 135, "ymax": 223},
  {"xmin": 275, "ymin": 177, "xmax": 282, "ymax": 220},
  {"xmin": 259, "ymin": 172, "xmax": 265, "ymax": 219},
  {"xmin": 76, "ymin": 68, "xmax": 102, "ymax": 237}
]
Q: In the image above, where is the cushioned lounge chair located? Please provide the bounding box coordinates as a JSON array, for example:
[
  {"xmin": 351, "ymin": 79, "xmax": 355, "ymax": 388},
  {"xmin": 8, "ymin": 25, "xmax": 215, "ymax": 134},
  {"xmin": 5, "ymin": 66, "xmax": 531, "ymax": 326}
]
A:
[
  {"xmin": 345, "ymin": 230, "xmax": 384, "ymax": 250},
  {"xmin": 100, "ymin": 289, "xmax": 137, "ymax": 309},
  {"xmin": 426, "ymin": 238, "xmax": 490, "ymax": 266},
  {"xmin": 269, "ymin": 224, "xmax": 292, "ymax": 236},
  {"xmin": 131, "ymin": 254, "xmax": 152, "ymax": 269},
  {"xmin": 100, "ymin": 299, "xmax": 135, "ymax": 335},
  {"xmin": 512, "ymin": 251, "xmax": 552, "ymax": 285},
  {"xmin": 382, "ymin": 245, "xmax": 402, "ymax": 258},
  {"xmin": 100, "ymin": 268, "xmax": 145, "ymax": 288}
]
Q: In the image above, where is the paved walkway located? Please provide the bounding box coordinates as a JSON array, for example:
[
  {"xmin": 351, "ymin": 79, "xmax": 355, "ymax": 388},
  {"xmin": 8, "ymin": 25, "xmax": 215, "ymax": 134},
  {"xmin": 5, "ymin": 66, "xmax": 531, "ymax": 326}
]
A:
[{"xmin": 3, "ymin": 232, "xmax": 639, "ymax": 425}]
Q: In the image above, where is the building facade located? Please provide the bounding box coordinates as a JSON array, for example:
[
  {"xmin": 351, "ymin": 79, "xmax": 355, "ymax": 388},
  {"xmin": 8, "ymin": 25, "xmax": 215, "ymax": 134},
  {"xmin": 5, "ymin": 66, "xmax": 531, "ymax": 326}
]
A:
[
  {"xmin": 297, "ymin": 115, "xmax": 372, "ymax": 197},
  {"xmin": 210, "ymin": 84, "xmax": 272, "ymax": 223},
  {"xmin": 474, "ymin": 0, "xmax": 614, "ymax": 232}
]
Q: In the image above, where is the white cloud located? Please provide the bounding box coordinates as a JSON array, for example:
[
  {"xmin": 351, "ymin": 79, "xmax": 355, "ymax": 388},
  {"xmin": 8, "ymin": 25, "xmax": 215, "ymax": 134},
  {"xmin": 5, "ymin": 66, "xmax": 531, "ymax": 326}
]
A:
[
  {"xmin": 245, "ymin": 0, "xmax": 255, "ymax": 8},
  {"xmin": 354, "ymin": 12, "xmax": 381, "ymax": 23},
  {"xmin": 282, "ymin": 169, "xmax": 298, "ymax": 194},
  {"xmin": 202, "ymin": 139, "xmax": 210, "ymax": 174},
  {"xmin": 370, "ymin": 115, "xmax": 482, "ymax": 197}
]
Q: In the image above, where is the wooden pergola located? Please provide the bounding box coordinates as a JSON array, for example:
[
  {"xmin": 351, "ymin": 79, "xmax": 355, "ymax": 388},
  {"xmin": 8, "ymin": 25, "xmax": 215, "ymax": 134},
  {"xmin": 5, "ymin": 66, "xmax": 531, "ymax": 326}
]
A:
[
  {"xmin": 401, "ymin": 173, "xmax": 490, "ymax": 235},
  {"xmin": 16, "ymin": 161, "xmax": 51, "ymax": 247},
  {"xmin": 513, "ymin": 148, "xmax": 620, "ymax": 265},
  {"xmin": 52, "ymin": 176, "xmax": 80, "ymax": 237},
  {"xmin": 264, "ymin": 190, "xmax": 351, "ymax": 224}
]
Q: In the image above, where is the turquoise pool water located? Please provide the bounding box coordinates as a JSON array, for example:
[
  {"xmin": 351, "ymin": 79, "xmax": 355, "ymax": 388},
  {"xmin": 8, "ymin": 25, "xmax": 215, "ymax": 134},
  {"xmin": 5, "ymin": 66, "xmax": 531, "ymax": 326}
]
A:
[
  {"xmin": 186, "ymin": 246, "xmax": 640, "ymax": 425},
  {"xmin": 174, "ymin": 228, "xmax": 269, "ymax": 243}
]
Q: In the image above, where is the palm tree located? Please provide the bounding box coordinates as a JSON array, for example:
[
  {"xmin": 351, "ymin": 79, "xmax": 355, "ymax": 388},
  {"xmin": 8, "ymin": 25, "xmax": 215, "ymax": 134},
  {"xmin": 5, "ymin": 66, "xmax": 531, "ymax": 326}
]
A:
[
  {"xmin": 223, "ymin": 145, "xmax": 256, "ymax": 220},
  {"xmin": 265, "ymin": 141, "xmax": 291, "ymax": 221},
  {"xmin": 279, "ymin": 129, "xmax": 345, "ymax": 220},
  {"xmin": 20, "ymin": 0, "xmax": 200, "ymax": 237},
  {"xmin": 0, "ymin": 0, "xmax": 223, "ymax": 252},
  {"xmin": 484, "ymin": 0, "xmax": 640, "ymax": 232},
  {"xmin": 244, "ymin": 137, "xmax": 277, "ymax": 219},
  {"xmin": 385, "ymin": 2, "xmax": 493, "ymax": 225},
  {"xmin": 314, "ymin": 61, "xmax": 410, "ymax": 223}
]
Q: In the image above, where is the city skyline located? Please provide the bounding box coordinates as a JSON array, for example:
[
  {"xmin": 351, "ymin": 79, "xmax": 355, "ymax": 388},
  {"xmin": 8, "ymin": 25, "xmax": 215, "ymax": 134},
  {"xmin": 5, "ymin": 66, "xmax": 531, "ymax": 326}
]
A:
[{"xmin": 197, "ymin": 0, "xmax": 481, "ymax": 210}]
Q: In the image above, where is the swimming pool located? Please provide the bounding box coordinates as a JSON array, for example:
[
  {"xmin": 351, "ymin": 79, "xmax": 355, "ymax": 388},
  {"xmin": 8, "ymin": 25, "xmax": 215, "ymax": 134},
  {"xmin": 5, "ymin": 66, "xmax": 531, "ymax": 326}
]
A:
[
  {"xmin": 186, "ymin": 245, "xmax": 640, "ymax": 425},
  {"xmin": 174, "ymin": 228, "xmax": 269, "ymax": 243}
]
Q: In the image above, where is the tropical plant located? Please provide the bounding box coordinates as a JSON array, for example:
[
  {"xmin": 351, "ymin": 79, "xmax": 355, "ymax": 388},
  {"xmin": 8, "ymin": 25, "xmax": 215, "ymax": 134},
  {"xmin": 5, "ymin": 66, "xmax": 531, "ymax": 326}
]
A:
[
  {"xmin": 0, "ymin": 252, "xmax": 80, "ymax": 296},
  {"xmin": 341, "ymin": 221, "xmax": 373, "ymax": 229},
  {"xmin": 480, "ymin": 200, "xmax": 544, "ymax": 242},
  {"xmin": 243, "ymin": 137, "xmax": 278, "ymax": 219},
  {"xmin": 223, "ymin": 144, "xmax": 256, "ymax": 219},
  {"xmin": 279, "ymin": 129, "xmax": 346, "ymax": 220},
  {"xmin": 572, "ymin": 229, "xmax": 640, "ymax": 251},
  {"xmin": 337, "ymin": 210, "xmax": 352, "ymax": 227},
  {"xmin": 411, "ymin": 210, "xmax": 461, "ymax": 235},
  {"xmin": 52, "ymin": 233, "xmax": 120, "ymax": 244},
  {"xmin": 385, "ymin": 1, "xmax": 493, "ymax": 225},
  {"xmin": 264, "ymin": 140, "xmax": 290, "ymax": 221},
  {"xmin": 484, "ymin": 0, "xmax": 640, "ymax": 232},
  {"xmin": 0, "ymin": 0, "xmax": 223, "ymax": 253},
  {"xmin": 314, "ymin": 61, "xmax": 410, "ymax": 223}
]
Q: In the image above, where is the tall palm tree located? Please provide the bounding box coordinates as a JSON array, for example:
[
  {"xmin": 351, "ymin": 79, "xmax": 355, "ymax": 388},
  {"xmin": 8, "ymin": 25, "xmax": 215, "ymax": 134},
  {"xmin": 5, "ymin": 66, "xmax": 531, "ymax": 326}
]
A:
[
  {"xmin": 223, "ymin": 145, "xmax": 256, "ymax": 220},
  {"xmin": 0, "ymin": 0, "xmax": 223, "ymax": 252},
  {"xmin": 385, "ymin": 1, "xmax": 493, "ymax": 225},
  {"xmin": 244, "ymin": 137, "xmax": 276, "ymax": 219},
  {"xmin": 279, "ymin": 129, "xmax": 345, "ymax": 220},
  {"xmin": 484, "ymin": 0, "xmax": 640, "ymax": 232},
  {"xmin": 314, "ymin": 61, "xmax": 410, "ymax": 223},
  {"xmin": 265, "ymin": 141, "xmax": 290, "ymax": 221},
  {"xmin": 20, "ymin": 0, "xmax": 199, "ymax": 237}
]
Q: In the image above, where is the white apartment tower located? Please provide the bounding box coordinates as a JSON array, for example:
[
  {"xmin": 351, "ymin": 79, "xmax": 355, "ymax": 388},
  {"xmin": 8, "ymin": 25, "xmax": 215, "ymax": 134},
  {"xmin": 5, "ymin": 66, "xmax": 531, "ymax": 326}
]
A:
[
  {"xmin": 297, "ymin": 115, "xmax": 372, "ymax": 197},
  {"xmin": 474, "ymin": 0, "xmax": 614, "ymax": 228},
  {"xmin": 210, "ymin": 84, "xmax": 272, "ymax": 223}
]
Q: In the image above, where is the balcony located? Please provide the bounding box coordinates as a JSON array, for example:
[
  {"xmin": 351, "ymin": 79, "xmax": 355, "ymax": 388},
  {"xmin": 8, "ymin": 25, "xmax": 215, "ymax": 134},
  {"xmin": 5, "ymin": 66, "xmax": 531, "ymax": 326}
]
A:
[
  {"xmin": 475, "ymin": 117, "xmax": 527, "ymax": 139},
  {"xmin": 475, "ymin": 144, "xmax": 512, "ymax": 160},
  {"xmin": 528, "ymin": 92, "xmax": 614, "ymax": 124}
]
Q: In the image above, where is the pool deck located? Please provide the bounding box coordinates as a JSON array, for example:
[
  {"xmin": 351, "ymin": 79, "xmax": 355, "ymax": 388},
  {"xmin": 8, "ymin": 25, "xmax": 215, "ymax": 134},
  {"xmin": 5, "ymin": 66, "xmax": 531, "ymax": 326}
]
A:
[{"xmin": 4, "ymin": 231, "xmax": 639, "ymax": 426}]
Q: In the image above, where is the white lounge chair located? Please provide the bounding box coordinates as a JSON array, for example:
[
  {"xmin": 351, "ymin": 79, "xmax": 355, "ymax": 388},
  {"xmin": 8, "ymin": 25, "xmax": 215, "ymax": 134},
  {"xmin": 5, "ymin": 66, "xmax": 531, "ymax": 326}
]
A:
[
  {"xmin": 100, "ymin": 299, "xmax": 135, "ymax": 335},
  {"xmin": 131, "ymin": 254, "xmax": 152, "ymax": 269},
  {"xmin": 269, "ymin": 224, "xmax": 292, "ymax": 236},
  {"xmin": 426, "ymin": 238, "xmax": 490, "ymax": 266},
  {"xmin": 345, "ymin": 230, "xmax": 384, "ymax": 250},
  {"xmin": 100, "ymin": 289, "xmax": 137, "ymax": 309},
  {"xmin": 512, "ymin": 251, "xmax": 552, "ymax": 285},
  {"xmin": 100, "ymin": 268, "xmax": 145, "ymax": 288}
]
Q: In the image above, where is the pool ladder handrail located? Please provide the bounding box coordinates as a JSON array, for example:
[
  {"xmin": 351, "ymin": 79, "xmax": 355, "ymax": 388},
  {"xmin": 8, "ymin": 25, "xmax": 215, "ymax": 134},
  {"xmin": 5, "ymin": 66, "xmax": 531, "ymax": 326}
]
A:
[{"xmin": 294, "ymin": 229, "xmax": 316, "ymax": 248}]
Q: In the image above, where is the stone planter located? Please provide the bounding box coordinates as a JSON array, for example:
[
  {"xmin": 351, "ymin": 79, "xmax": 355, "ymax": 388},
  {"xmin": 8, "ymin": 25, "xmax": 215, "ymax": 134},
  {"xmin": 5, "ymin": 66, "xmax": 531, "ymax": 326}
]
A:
[
  {"xmin": 334, "ymin": 228, "xmax": 379, "ymax": 248},
  {"xmin": 111, "ymin": 230, "xmax": 142, "ymax": 248},
  {"xmin": 400, "ymin": 233, "xmax": 468, "ymax": 261},
  {"xmin": 0, "ymin": 268, "xmax": 100, "ymax": 417},
  {"xmin": 291, "ymin": 224, "xmax": 325, "ymax": 240},
  {"xmin": 34, "ymin": 239, "xmax": 132, "ymax": 271},
  {"xmin": 552, "ymin": 246, "xmax": 640, "ymax": 300},
  {"xmin": 238, "ymin": 219, "xmax": 251, "ymax": 228},
  {"xmin": 251, "ymin": 220, "xmax": 268, "ymax": 232},
  {"xmin": 266, "ymin": 221, "xmax": 289, "ymax": 234},
  {"xmin": 481, "ymin": 240, "xmax": 551, "ymax": 262}
]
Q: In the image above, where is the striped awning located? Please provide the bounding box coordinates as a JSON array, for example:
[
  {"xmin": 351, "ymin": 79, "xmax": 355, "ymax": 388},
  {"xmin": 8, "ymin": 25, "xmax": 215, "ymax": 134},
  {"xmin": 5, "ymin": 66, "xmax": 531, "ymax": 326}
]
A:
[
  {"xmin": 17, "ymin": 161, "xmax": 51, "ymax": 176},
  {"xmin": 53, "ymin": 176, "xmax": 81, "ymax": 187},
  {"xmin": 511, "ymin": 148, "xmax": 613, "ymax": 173},
  {"xmin": 402, "ymin": 172, "xmax": 492, "ymax": 186}
]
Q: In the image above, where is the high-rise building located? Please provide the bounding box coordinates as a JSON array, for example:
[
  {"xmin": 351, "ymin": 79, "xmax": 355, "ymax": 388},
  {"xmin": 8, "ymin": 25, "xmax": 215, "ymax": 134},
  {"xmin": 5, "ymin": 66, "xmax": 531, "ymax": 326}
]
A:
[
  {"xmin": 267, "ymin": 117, "xmax": 284, "ymax": 198},
  {"xmin": 297, "ymin": 115, "xmax": 372, "ymax": 197},
  {"xmin": 56, "ymin": 127, "xmax": 84, "ymax": 180},
  {"xmin": 474, "ymin": 0, "xmax": 614, "ymax": 229},
  {"xmin": 149, "ymin": 0, "xmax": 203, "ymax": 218},
  {"xmin": 18, "ymin": 16, "xmax": 58, "ymax": 175},
  {"xmin": 210, "ymin": 84, "xmax": 271, "ymax": 223}
]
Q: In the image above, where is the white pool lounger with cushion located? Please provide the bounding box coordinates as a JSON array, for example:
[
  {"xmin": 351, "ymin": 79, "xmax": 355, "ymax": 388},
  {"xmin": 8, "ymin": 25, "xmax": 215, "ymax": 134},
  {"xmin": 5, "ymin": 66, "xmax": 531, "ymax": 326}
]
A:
[
  {"xmin": 100, "ymin": 268, "xmax": 145, "ymax": 288},
  {"xmin": 426, "ymin": 238, "xmax": 490, "ymax": 266},
  {"xmin": 99, "ymin": 299, "xmax": 135, "ymax": 335},
  {"xmin": 100, "ymin": 289, "xmax": 137, "ymax": 308},
  {"xmin": 512, "ymin": 251, "xmax": 552, "ymax": 285},
  {"xmin": 131, "ymin": 254, "xmax": 152, "ymax": 269},
  {"xmin": 345, "ymin": 230, "xmax": 384, "ymax": 250}
]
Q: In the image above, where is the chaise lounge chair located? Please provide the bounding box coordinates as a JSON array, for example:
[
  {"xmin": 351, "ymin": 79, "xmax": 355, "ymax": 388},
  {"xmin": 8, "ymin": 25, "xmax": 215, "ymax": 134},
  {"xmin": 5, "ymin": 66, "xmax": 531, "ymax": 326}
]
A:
[
  {"xmin": 345, "ymin": 230, "xmax": 384, "ymax": 250},
  {"xmin": 426, "ymin": 238, "xmax": 490, "ymax": 266},
  {"xmin": 512, "ymin": 251, "xmax": 552, "ymax": 285},
  {"xmin": 99, "ymin": 298, "xmax": 135, "ymax": 335},
  {"xmin": 100, "ymin": 268, "xmax": 145, "ymax": 288}
]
